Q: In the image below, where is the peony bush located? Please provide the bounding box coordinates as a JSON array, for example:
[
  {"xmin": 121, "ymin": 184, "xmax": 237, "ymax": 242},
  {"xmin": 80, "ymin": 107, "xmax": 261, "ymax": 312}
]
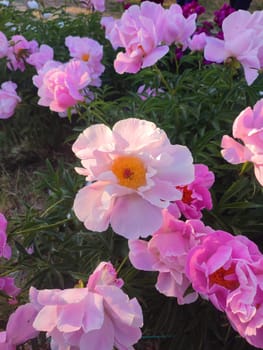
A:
[{"xmin": 0, "ymin": 1, "xmax": 263, "ymax": 349}]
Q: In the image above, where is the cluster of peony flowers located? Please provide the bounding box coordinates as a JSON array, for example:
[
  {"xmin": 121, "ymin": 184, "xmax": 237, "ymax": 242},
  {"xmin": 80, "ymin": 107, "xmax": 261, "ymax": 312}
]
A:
[
  {"xmin": 71, "ymin": 112, "xmax": 263, "ymax": 348},
  {"xmin": 221, "ymin": 98, "xmax": 263, "ymax": 186},
  {"xmin": 129, "ymin": 209, "xmax": 214, "ymax": 304},
  {"xmin": 0, "ymin": 213, "xmax": 21, "ymax": 299},
  {"xmin": 186, "ymin": 230, "xmax": 263, "ymax": 348},
  {"xmin": 101, "ymin": 1, "xmax": 196, "ymax": 74},
  {"xmin": 0, "ymin": 31, "xmax": 105, "ymax": 115},
  {"xmin": 0, "ymin": 262, "xmax": 143, "ymax": 350},
  {"xmin": 32, "ymin": 35, "xmax": 104, "ymax": 113}
]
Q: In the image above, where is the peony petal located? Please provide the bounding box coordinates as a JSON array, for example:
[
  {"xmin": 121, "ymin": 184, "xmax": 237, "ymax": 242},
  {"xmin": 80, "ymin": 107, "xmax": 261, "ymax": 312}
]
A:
[{"xmin": 110, "ymin": 194, "xmax": 163, "ymax": 238}]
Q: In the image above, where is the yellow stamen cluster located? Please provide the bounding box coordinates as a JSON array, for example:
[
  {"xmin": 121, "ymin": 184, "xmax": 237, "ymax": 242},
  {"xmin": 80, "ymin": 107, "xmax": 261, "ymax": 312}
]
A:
[{"xmin": 111, "ymin": 155, "xmax": 146, "ymax": 189}]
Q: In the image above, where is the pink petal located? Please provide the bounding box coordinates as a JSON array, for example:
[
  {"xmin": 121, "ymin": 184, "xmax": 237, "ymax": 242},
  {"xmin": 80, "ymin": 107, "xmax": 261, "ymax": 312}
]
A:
[
  {"xmin": 221, "ymin": 135, "xmax": 247, "ymax": 164},
  {"xmin": 110, "ymin": 194, "xmax": 163, "ymax": 238},
  {"xmin": 128, "ymin": 239, "xmax": 157, "ymax": 271},
  {"xmin": 79, "ymin": 315, "xmax": 114, "ymax": 350},
  {"xmin": 73, "ymin": 184, "xmax": 112, "ymax": 232}
]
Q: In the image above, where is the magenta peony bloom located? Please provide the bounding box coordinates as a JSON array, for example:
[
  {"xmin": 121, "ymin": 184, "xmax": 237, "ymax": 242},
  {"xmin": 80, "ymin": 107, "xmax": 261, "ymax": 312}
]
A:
[
  {"xmin": 0, "ymin": 81, "xmax": 21, "ymax": 119},
  {"xmin": 204, "ymin": 10, "xmax": 263, "ymax": 85},
  {"xmin": 182, "ymin": 0, "xmax": 205, "ymax": 19},
  {"xmin": 30, "ymin": 261, "xmax": 143, "ymax": 350},
  {"xmin": 213, "ymin": 3, "xmax": 235, "ymax": 28},
  {"xmin": 7, "ymin": 34, "xmax": 38, "ymax": 71},
  {"xmin": 102, "ymin": 1, "xmax": 169, "ymax": 74},
  {"xmin": 0, "ymin": 31, "xmax": 8, "ymax": 58},
  {"xmin": 168, "ymin": 164, "xmax": 215, "ymax": 219},
  {"xmin": 225, "ymin": 260, "xmax": 263, "ymax": 348},
  {"xmin": 162, "ymin": 4, "xmax": 197, "ymax": 49},
  {"xmin": 33, "ymin": 59, "xmax": 91, "ymax": 113},
  {"xmin": 129, "ymin": 210, "xmax": 213, "ymax": 304},
  {"xmin": 186, "ymin": 230, "xmax": 263, "ymax": 347},
  {"xmin": 186, "ymin": 230, "xmax": 262, "ymax": 311},
  {"xmin": 73, "ymin": 118, "xmax": 194, "ymax": 238},
  {"xmin": 27, "ymin": 44, "xmax": 54, "ymax": 70},
  {"xmin": 65, "ymin": 36, "xmax": 105, "ymax": 87},
  {"xmin": 221, "ymin": 98, "xmax": 263, "ymax": 186},
  {"xmin": 0, "ymin": 213, "xmax": 11, "ymax": 259}
]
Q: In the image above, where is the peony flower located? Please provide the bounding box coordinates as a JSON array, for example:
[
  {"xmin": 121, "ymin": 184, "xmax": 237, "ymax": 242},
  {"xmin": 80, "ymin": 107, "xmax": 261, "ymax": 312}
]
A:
[
  {"xmin": 221, "ymin": 98, "xmax": 263, "ymax": 186},
  {"xmin": 0, "ymin": 213, "xmax": 11, "ymax": 259},
  {"xmin": 7, "ymin": 34, "xmax": 38, "ymax": 71},
  {"xmin": 65, "ymin": 36, "xmax": 105, "ymax": 87},
  {"xmin": 0, "ymin": 304, "xmax": 39, "ymax": 349},
  {"xmin": 129, "ymin": 210, "xmax": 213, "ymax": 304},
  {"xmin": 188, "ymin": 32, "xmax": 207, "ymax": 52},
  {"xmin": 213, "ymin": 3, "xmax": 236, "ymax": 28},
  {"xmin": 186, "ymin": 230, "xmax": 263, "ymax": 348},
  {"xmin": 182, "ymin": 0, "xmax": 205, "ymax": 18},
  {"xmin": 73, "ymin": 118, "xmax": 194, "ymax": 239},
  {"xmin": 102, "ymin": 1, "xmax": 169, "ymax": 74},
  {"xmin": 162, "ymin": 4, "xmax": 197, "ymax": 49},
  {"xmin": 27, "ymin": 44, "xmax": 54, "ymax": 70},
  {"xmin": 204, "ymin": 10, "xmax": 263, "ymax": 85},
  {"xmin": 0, "ymin": 31, "xmax": 8, "ymax": 58},
  {"xmin": 225, "ymin": 260, "xmax": 263, "ymax": 348},
  {"xmin": 0, "ymin": 81, "xmax": 21, "ymax": 119},
  {"xmin": 186, "ymin": 230, "xmax": 262, "ymax": 311},
  {"xmin": 33, "ymin": 59, "xmax": 91, "ymax": 113},
  {"xmin": 30, "ymin": 261, "xmax": 143, "ymax": 350},
  {"xmin": 0, "ymin": 277, "xmax": 21, "ymax": 298},
  {"xmin": 168, "ymin": 164, "xmax": 215, "ymax": 219}
]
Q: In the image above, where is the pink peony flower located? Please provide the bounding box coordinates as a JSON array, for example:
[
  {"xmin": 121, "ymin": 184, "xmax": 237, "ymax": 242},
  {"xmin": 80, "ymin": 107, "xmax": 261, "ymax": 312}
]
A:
[
  {"xmin": 162, "ymin": 4, "xmax": 197, "ymax": 49},
  {"xmin": 102, "ymin": 1, "xmax": 169, "ymax": 74},
  {"xmin": 225, "ymin": 260, "xmax": 263, "ymax": 348},
  {"xmin": 30, "ymin": 261, "xmax": 143, "ymax": 350},
  {"xmin": 186, "ymin": 230, "xmax": 262, "ymax": 311},
  {"xmin": 188, "ymin": 32, "xmax": 207, "ymax": 52},
  {"xmin": 73, "ymin": 118, "xmax": 194, "ymax": 239},
  {"xmin": 4, "ymin": 303, "xmax": 39, "ymax": 346},
  {"xmin": 221, "ymin": 98, "xmax": 263, "ymax": 186},
  {"xmin": 0, "ymin": 81, "xmax": 21, "ymax": 119},
  {"xmin": 27, "ymin": 44, "xmax": 54, "ymax": 70},
  {"xmin": 7, "ymin": 34, "xmax": 38, "ymax": 71},
  {"xmin": 186, "ymin": 230, "xmax": 263, "ymax": 348},
  {"xmin": 65, "ymin": 36, "xmax": 105, "ymax": 87},
  {"xmin": 0, "ymin": 213, "xmax": 11, "ymax": 259},
  {"xmin": 0, "ymin": 31, "xmax": 8, "ymax": 58},
  {"xmin": 168, "ymin": 164, "xmax": 215, "ymax": 219},
  {"xmin": 204, "ymin": 10, "xmax": 263, "ymax": 85},
  {"xmin": 129, "ymin": 210, "xmax": 213, "ymax": 304},
  {"xmin": 0, "ymin": 277, "xmax": 21, "ymax": 298},
  {"xmin": 33, "ymin": 59, "xmax": 91, "ymax": 113}
]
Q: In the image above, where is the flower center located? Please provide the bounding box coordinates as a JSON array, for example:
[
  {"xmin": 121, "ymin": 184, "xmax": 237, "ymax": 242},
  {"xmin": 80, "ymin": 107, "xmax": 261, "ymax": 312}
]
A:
[
  {"xmin": 111, "ymin": 155, "xmax": 146, "ymax": 189},
  {"xmin": 177, "ymin": 186, "xmax": 193, "ymax": 204},
  {"xmin": 209, "ymin": 265, "xmax": 239, "ymax": 290},
  {"xmin": 81, "ymin": 53, "xmax": 90, "ymax": 62}
]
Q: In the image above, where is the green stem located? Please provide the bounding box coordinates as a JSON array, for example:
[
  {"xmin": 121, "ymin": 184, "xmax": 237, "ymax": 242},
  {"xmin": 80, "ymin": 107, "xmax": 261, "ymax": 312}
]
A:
[
  {"xmin": 13, "ymin": 218, "xmax": 70, "ymax": 235},
  {"xmin": 116, "ymin": 255, "xmax": 129, "ymax": 274},
  {"xmin": 153, "ymin": 64, "xmax": 173, "ymax": 95}
]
